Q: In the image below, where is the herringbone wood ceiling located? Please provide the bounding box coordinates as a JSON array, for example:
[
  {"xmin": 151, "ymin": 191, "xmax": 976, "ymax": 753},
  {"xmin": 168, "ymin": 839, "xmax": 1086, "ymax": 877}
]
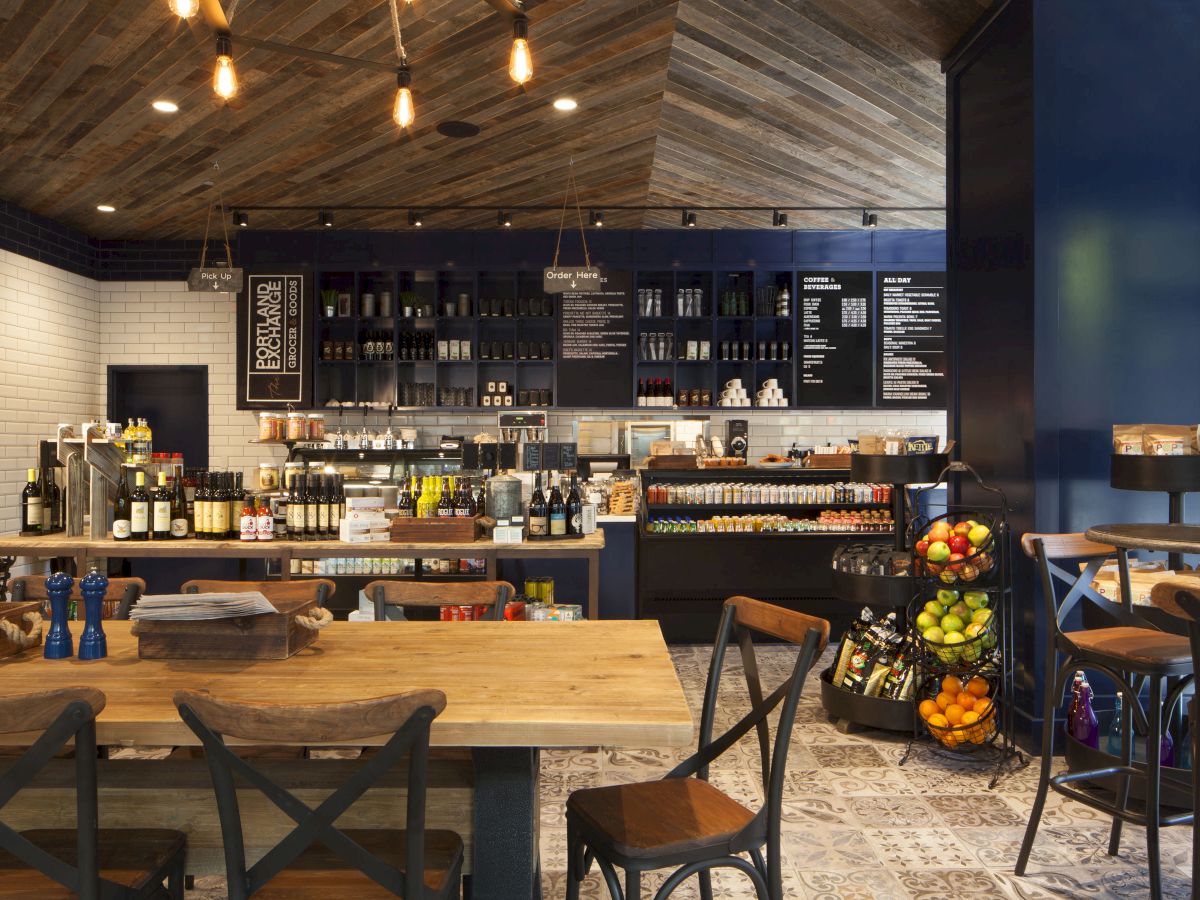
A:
[{"xmin": 0, "ymin": 0, "xmax": 987, "ymax": 238}]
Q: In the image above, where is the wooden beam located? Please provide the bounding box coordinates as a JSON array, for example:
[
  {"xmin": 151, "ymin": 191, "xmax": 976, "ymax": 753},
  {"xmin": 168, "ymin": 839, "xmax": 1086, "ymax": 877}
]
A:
[{"xmin": 199, "ymin": 0, "xmax": 229, "ymax": 31}]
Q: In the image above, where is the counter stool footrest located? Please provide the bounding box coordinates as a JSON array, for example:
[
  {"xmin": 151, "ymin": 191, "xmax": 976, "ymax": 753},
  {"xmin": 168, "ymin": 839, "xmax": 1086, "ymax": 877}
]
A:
[{"xmin": 1049, "ymin": 780, "xmax": 1194, "ymax": 829}]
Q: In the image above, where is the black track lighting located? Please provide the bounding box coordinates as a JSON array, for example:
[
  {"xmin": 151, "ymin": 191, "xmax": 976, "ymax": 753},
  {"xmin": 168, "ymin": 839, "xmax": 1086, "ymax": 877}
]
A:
[
  {"xmin": 590, "ymin": 210, "xmax": 604, "ymax": 227},
  {"xmin": 772, "ymin": 209, "xmax": 788, "ymax": 228},
  {"xmin": 408, "ymin": 210, "xmax": 423, "ymax": 227},
  {"xmin": 498, "ymin": 211, "xmax": 512, "ymax": 227},
  {"xmin": 682, "ymin": 210, "xmax": 697, "ymax": 228},
  {"xmin": 862, "ymin": 209, "xmax": 877, "ymax": 229},
  {"xmin": 234, "ymin": 211, "xmax": 248, "ymax": 228},
  {"xmin": 318, "ymin": 210, "xmax": 333, "ymax": 228}
]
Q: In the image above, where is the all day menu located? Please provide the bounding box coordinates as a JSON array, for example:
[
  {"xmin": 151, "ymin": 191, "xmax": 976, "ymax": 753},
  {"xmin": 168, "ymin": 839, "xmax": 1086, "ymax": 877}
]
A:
[
  {"xmin": 555, "ymin": 269, "xmax": 634, "ymax": 408},
  {"xmin": 876, "ymin": 271, "xmax": 947, "ymax": 408},
  {"xmin": 797, "ymin": 271, "xmax": 874, "ymax": 407}
]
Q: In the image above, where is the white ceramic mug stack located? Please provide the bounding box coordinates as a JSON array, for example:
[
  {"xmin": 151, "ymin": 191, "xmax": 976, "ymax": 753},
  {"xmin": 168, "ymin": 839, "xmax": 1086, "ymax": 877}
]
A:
[
  {"xmin": 755, "ymin": 378, "xmax": 788, "ymax": 407},
  {"xmin": 718, "ymin": 378, "xmax": 751, "ymax": 407}
]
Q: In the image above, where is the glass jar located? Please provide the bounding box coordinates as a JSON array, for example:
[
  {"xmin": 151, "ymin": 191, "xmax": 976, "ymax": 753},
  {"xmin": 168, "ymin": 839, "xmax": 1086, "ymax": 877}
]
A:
[
  {"xmin": 258, "ymin": 412, "xmax": 277, "ymax": 442},
  {"xmin": 286, "ymin": 412, "xmax": 307, "ymax": 441},
  {"xmin": 307, "ymin": 413, "xmax": 325, "ymax": 440},
  {"xmin": 284, "ymin": 461, "xmax": 305, "ymax": 492},
  {"xmin": 258, "ymin": 463, "xmax": 280, "ymax": 491}
]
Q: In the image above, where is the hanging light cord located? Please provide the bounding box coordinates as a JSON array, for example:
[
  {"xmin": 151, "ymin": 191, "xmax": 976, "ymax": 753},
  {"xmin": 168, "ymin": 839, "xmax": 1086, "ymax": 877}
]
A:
[{"xmin": 388, "ymin": 0, "xmax": 407, "ymax": 62}]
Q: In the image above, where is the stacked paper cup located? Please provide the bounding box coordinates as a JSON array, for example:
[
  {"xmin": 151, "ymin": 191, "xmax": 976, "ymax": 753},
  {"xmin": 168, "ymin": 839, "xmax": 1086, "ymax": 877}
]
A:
[
  {"xmin": 718, "ymin": 379, "xmax": 751, "ymax": 407},
  {"xmin": 755, "ymin": 378, "xmax": 788, "ymax": 407}
]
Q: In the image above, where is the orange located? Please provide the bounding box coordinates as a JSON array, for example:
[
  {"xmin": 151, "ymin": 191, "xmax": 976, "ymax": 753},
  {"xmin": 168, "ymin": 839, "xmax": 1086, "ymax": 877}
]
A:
[
  {"xmin": 956, "ymin": 692, "xmax": 976, "ymax": 711},
  {"xmin": 974, "ymin": 698, "xmax": 994, "ymax": 719},
  {"xmin": 918, "ymin": 699, "xmax": 940, "ymax": 721},
  {"xmin": 941, "ymin": 675, "xmax": 963, "ymax": 695},
  {"xmin": 966, "ymin": 676, "xmax": 990, "ymax": 698},
  {"xmin": 935, "ymin": 691, "xmax": 955, "ymax": 711},
  {"xmin": 927, "ymin": 714, "xmax": 949, "ymax": 728},
  {"xmin": 944, "ymin": 704, "xmax": 965, "ymax": 725},
  {"xmin": 961, "ymin": 711, "xmax": 980, "ymax": 725}
]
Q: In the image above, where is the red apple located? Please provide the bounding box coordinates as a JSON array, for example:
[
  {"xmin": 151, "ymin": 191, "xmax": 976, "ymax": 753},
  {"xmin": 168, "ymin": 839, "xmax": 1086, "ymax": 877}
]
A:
[
  {"xmin": 915, "ymin": 540, "xmax": 930, "ymax": 557},
  {"xmin": 928, "ymin": 522, "xmax": 952, "ymax": 544},
  {"xmin": 948, "ymin": 535, "xmax": 970, "ymax": 555},
  {"xmin": 953, "ymin": 522, "xmax": 972, "ymax": 538},
  {"xmin": 947, "ymin": 552, "xmax": 965, "ymax": 572}
]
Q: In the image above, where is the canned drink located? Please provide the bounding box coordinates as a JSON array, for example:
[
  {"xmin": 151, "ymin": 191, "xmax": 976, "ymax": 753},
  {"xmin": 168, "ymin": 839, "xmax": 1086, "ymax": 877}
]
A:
[
  {"xmin": 540, "ymin": 577, "xmax": 555, "ymax": 604},
  {"xmin": 525, "ymin": 577, "xmax": 540, "ymax": 598}
]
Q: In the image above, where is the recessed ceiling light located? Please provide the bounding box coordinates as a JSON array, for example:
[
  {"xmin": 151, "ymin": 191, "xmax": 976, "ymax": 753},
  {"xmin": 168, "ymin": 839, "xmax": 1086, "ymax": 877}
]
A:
[
  {"xmin": 552, "ymin": 98, "xmax": 577, "ymax": 111},
  {"xmin": 152, "ymin": 100, "xmax": 179, "ymax": 113},
  {"xmin": 96, "ymin": 204, "xmax": 116, "ymax": 213}
]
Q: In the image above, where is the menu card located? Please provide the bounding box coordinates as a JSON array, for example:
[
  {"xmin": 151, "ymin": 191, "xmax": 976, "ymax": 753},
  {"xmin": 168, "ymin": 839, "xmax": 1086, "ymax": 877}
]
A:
[
  {"xmin": 556, "ymin": 269, "xmax": 634, "ymax": 408},
  {"xmin": 797, "ymin": 271, "xmax": 874, "ymax": 407},
  {"xmin": 876, "ymin": 271, "xmax": 947, "ymax": 408}
]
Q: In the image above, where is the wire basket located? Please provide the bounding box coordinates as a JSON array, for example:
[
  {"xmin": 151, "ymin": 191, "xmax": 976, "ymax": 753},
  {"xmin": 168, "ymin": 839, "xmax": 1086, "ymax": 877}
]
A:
[
  {"xmin": 914, "ymin": 601, "xmax": 1000, "ymax": 668},
  {"xmin": 910, "ymin": 510, "xmax": 999, "ymax": 586},
  {"xmin": 916, "ymin": 672, "xmax": 1000, "ymax": 751}
]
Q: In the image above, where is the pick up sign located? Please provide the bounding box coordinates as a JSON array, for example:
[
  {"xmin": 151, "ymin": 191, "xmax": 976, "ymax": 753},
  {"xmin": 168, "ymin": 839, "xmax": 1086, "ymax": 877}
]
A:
[
  {"xmin": 187, "ymin": 266, "xmax": 244, "ymax": 293},
  {"xmin": 543, "ymin": 266, "xmax": 602, "ymax": 294}
]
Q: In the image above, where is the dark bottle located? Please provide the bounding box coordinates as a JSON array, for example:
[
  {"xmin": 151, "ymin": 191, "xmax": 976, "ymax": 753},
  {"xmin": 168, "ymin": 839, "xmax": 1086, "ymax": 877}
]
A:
[
  {"xmin": 287, "ymin": 474, "xmax": 303, "ymax": 541},
  {"xmin": 438, "ymin": 476, "xmax": 455, "ymax": 517},
  {"xmin": 38, "ymin": 468, "xmax": 51, "ymax": 532},
  {"xmin": 636, "ymin": 378, "xmax": 646, "ymax": 407},
  {"xmin": 527, "ymin": 472, "xmax": 548, "ymax": 537},
  {"xmin": 194, "ymin": 473, "xmax": 208, "ymax": 539},
  {"xmin": 130, "ymin": 471, "xmax": 151, "ymax": 541},
  {"xmin": 304, "ymin": 474, "xmax": 318, "ymax": 541},
  {"xmin": 548, "ymin": 476, "xmax": 567, "ymax": 536},
  {"xmin": 112, "ymin": 466, "xmax": 131, "ymax": 541},
  {"xmin": 317, "ymin": 475, "xmax": 331, "ymax": 539},
  {"xmin": 329, "ymin": 474, "xmax": 343, "ymax": 534},
  {"xmin": 566, "ymin": 473, "xmax": 583, "ymax": 534},
  {"xmin": 230, "ymin": 472, "xmax": 245, "ymax": 536},
  {"xmin": 152, "ymin": 471, "xmax": 172, "ymax": 540},
  {"xmin": 210, "ymin": 472, "xmax": 229, "ymax": 540},
  {"xmin": 47, "ymin": 469, "xmax": 61, "ymax": 531},
  {"xmin": 171, "ymin": 468, "xmax": 189, "ymax": 538},
  {"xmin": 337, "ymin": 473, "xmax": 347, "ymax": 523},
  {"xmin": 397, "ymin": 476, "xmax": 413, "ymax": 518},
  {"xmin": 1069, "ymin": 680, "xmax": 1100, "ymax": 750},
  {"xmin": 663, "ymin": 378, "xmax": 674, "ymax": 407},
  {"xmin": 409, "ymin": 475, "xmax": 420, "ymax": 517},
  {"xmin": 475, "ymin": 480, "xmax": 486, "ymax": 518},
  {"xmin": 21, "ymin": 467, "xmax": 42, "ymax": 533},
  {"xmin": 455, "ymin": 477, "xmax": 474, "ymax": 517}
]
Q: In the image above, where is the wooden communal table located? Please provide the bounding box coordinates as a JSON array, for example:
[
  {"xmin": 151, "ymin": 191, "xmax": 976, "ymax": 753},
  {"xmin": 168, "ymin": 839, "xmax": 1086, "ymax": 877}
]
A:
[
  {"xmin": 0, "ymin": 620, "xmax": 691, "ymax": 899},
  {"xmin": 0, "ymin": 530, "xmax": 607, "ymax": 619}
]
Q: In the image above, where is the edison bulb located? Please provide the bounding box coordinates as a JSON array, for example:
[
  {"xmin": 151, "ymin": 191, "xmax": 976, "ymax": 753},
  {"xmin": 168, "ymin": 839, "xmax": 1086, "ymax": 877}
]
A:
[
  {"xmin": 213, "ymin": 55, "xmax": 238, "ymax": 100},
  {"xmin": 509, "ymin": 37, "xmax": 532, "ymax": 85},
  {"xmin": 168, "ymin": 0, "xmax": 199, "ymax": 17},
  {"xmin": 393, "ymin": 87, "xmax": 414, "ymax": 129}
]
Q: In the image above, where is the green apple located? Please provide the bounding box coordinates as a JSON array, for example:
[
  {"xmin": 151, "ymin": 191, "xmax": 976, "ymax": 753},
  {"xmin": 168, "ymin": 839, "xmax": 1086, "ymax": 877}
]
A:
[
  {"xmin": 982, "ymin": 632, "xmax": 998, "ymax": 649},
  {"xmin": 971, "ymin": 608, "xmax": 993, "ymax": 627},
  {"xmin": 949, "ymin": 601, "xmax": 971, "ymax": 620},
  {"xmin": 915, "ymin": 611, "xmax": 939, "ymax": 632},
  {"xmin": 968, "ymin": 524, "xmax": 991, "ymax": 547},
  {"xmin": 964, "ymin": 591, "xmax": 989, "ymax": 610},
  {"xmin": 940, "ymin": 613, "xmax": 965, "ymax": 634},
  {"xmin": 964, "ymin": 622, "xmax": 985, "ymax": 639},
  {"xmin": 936, "ymin": 589, "xmax": 960, "ymax": 606},
  {"xmin": 927, "ymin": 541, "xmax": 951, "ymax": 563},
  {"xmin": 923, "ymin": 600, "xmax": 946, "ymax": 618},
  {"xmin": 944, "ymin": 631, "xmax": 966, "ymax": 645},
  {"xmin": 922, "ymin": 626, "xmax": 945, "ymax": 644}
]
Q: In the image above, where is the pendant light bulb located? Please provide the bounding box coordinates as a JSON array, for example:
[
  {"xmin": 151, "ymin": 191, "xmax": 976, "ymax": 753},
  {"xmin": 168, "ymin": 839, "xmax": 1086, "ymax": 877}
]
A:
[
  {"xmin": 213, "ymin": 35, "xmax": 238, "ymax": 101},
  {"xmin": 393, "ymin": 64, "xmax": 415, "ymax": 129},
  {"xmin": 509, "ymin": 16, "xmax": 532, "ymax": 85},
  {"xmin": 168, "ymin": 0, "xmax": 199, "ymax": 18}
]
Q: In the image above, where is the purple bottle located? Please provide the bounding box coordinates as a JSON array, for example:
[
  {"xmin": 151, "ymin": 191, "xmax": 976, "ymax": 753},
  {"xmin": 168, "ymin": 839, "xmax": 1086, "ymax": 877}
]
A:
[{"xmin": 1071, "ymin": 681, "xmax": 1100, "ymax": 749}]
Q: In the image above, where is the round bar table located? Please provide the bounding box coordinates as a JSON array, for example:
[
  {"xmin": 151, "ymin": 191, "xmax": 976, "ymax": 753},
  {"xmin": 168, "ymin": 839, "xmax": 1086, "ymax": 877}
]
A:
[{"xmin": 1086, "ymin": 523, "xmax": 1200, "ymax": 557}]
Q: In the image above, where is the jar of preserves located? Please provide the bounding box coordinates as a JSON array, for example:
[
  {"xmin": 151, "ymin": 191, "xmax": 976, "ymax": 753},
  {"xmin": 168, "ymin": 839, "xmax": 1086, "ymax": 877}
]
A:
[
  {"xmin": 258, "ymin": 463, "xmax": 280, "ymax": 491},
  {"xmin": 258, "ymin": 412, "xmax": 278, "ymax": 442},
  {"xmin": 307, "ymin": 413, "xmax": 326, "ymax": 440},
  {"xmin": 286, "ymin": 412, "xmax": 307, "ymax": 441}
]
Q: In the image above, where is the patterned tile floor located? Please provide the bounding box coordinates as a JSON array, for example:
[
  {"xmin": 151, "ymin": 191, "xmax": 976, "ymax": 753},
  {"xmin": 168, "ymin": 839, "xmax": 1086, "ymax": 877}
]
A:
[{"xmin": 186, "ymin": 645, "xmax": 1194, "ymax": 898}]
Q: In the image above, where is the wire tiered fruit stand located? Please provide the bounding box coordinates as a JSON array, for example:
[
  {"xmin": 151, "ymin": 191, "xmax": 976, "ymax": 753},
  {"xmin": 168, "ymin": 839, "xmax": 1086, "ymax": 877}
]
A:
[{"xmin": 901, "ymin": 461, "xmax": 1027, "ymax": 787}]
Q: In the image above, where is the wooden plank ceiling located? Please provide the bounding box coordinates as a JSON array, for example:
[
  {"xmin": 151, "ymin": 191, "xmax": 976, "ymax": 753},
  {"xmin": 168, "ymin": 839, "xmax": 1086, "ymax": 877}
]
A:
[{"xmin": 0, "ymin": 0, "xmax": 987, "ymax": 238}]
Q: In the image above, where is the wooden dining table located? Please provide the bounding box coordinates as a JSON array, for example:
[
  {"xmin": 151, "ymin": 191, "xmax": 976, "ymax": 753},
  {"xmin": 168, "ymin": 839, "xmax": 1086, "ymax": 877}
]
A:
[{"xmin": 0, "ymin": 620, "xmax": 693, "ymax": 899}]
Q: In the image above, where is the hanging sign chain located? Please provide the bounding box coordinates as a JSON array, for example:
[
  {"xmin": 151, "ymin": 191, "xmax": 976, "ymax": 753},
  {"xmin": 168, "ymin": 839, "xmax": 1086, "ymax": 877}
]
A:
[{"xmin": 552, "ymin": 157, "xmax": 591, "ymax": 269}]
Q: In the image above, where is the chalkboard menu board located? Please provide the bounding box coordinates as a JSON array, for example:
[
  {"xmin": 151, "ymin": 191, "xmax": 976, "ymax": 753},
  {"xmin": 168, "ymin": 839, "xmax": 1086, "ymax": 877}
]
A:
[
  {"xmin": 797, "ymin": 271, "xmax": 874, "ymax": 407},
  {"xmin": 556, "ymin": 269, "xmax": 633, "ymax": 408},
  {"xmin": 876, "ymin": 271, "xmax": 948, "ymax": 408},
  {"xmin": 237, "ymin": 271, "xmax": 311, "ymax": 409}
]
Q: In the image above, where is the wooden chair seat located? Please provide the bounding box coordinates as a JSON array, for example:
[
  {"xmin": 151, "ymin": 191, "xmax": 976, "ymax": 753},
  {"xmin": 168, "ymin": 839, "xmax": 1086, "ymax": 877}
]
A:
[
  {"xmin": 0, "ymin": 827, "xmax": 186, "ymax": 894},
  {"xmin": 568, "ymin": 772, "xmax": 756, "ymax": 861},
  {"xmin": 1061, "ymin": 626, "xmax": 1193, "ymax": 674},
  {"xmin": 250, "ymin": 829, "xmax": 464, "ymax": 898}
]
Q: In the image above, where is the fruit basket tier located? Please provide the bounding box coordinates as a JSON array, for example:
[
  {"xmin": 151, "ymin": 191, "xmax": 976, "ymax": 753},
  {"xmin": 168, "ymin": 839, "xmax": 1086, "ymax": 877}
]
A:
[
  {"xmin": 851, "ymin": 453, "xmax": 949, "ymax": 486},
  {"xmin": 909, "ymin": 511, "xmax": 999, "ymax": 588},
  {"xmin": 917, "ymin": 673, "xmax": 1001, "ymax": 752},
  {"xmin": 831, "ymin": 569, "xmax": 915, "ymax": 608},
  {"xmin": 911, "ymin": 588, "xmax": 1000, "ymax": 670},
  {"xmin": 819, "ymin": 666, "xmax": 916, "ymax": 733}
]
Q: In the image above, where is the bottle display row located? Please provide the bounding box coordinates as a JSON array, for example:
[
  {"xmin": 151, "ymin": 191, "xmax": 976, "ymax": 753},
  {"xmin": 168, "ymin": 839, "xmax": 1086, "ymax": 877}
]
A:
[
  {"xmin": 525, "ymin": 472, "xmax": 585, "ymax": 537},
  {"xmin": 320, "ymin": 332, "xmax": 431, "ymax": 362},
  {"xmin": 112, "ymin": 467, "xmax": 189, "ymax": 541},
  {"xmin": 646, "ymin": 509, "xmax": 894, "ymax": 534},
  {"xmin": 393, "ymin": 475, "xmax": 486, "ymax": 519},
  {"xmin": 20, "ymin": 467, "xmax": 62, "ymax": 534},
  {"xmin": 646, "ymin": 480, "xmax": 893, "ymax": 506}
]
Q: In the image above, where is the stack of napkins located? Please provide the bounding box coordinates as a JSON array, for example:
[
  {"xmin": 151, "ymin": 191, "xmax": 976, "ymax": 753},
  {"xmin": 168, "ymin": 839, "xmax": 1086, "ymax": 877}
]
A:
[
  {"xmin": 130, "ymin": 592, "xmax": 277, "ymax": 621},
  {"xmin": 340, "ymin": 507, "xmax": 390, "ymax": 543}
]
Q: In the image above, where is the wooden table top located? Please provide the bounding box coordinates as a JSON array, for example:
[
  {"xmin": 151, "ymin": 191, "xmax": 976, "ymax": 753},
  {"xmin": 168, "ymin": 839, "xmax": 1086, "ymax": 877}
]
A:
[
  {"xmin": 0, "ymin": 531, "xmax": 605, "ymax": 558},
  {"xmin": 1086, "ymin": 523, "xmax": 1200, "ymax": 554},
  {"xmin": 0, "ymin": 620, "xmax": 690, "ymax": 749}
]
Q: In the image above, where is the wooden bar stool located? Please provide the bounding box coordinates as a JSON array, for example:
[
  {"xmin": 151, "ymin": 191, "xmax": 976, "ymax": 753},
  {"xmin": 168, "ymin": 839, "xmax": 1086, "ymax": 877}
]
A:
[
  {"xmin": 565, "ymin": 596, "xmax": 830, "ymax": 900},
  {"xmin": 0, "ymin": 687, "xmax": 187, "ymax": 898},
  {"xmin": 174, "ymin": 688, "xmax": 463, "ymax": 899},
  {"xmin": 12, "ymin": 575, "xmax": 146, "ymax": 620},
  {"xmin": 181, "ymin": 579, "xmax": 336, "ymax": 608},
  {"xmin": 364, "ymin": 580, "xmax": 513, "ymax": 622},
  {"xmin": 1015, "ymin": 534, "xmax": 1194, "ymax": 900}
]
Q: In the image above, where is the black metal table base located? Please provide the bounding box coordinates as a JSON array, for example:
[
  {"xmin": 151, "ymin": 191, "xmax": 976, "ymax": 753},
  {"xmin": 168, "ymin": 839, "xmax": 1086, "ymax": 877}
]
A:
[{"xmin": 471, "ymin": 747, "xmax": 542, "ymax": 900}]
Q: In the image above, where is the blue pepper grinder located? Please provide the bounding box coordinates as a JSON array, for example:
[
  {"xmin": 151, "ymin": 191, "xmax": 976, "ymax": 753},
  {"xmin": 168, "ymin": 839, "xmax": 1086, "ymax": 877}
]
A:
[
  {"xmin": 79, "ymin": 567, "xmax": 108, "ymax": 661},
  {"xmin": 44, "ymin": 571, "xmax": 74, "ymax": 659}
]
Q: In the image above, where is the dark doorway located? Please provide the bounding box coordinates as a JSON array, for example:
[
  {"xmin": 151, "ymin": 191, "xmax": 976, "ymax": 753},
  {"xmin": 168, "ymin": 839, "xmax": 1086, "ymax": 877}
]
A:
[{"xmin": 107, "ymin": 366, "xmax": 209, "ymax": 467}]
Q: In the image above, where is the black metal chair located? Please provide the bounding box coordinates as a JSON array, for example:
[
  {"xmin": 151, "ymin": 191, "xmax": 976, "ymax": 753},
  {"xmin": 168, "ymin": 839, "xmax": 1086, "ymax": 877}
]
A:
[
  {"xmin": 12, "ymin": 575, "xmax": 146, "ymax": 620},
  {"xmin": 565, "ymin": 595, "xmax": 830, "ymax": 900},
  {"xmin": 174, "ymin": 687, "xmax": 463, "ymax": 899},
  {"xmin": 364, "ymin": 580, "xmax": 513, "ymax": 622},
  {"xmin": 0, "ymin": 687, "xmax": 187, "ymax": 898},
  {"xmin": 1015, "ymin": 534, "xmax": 1194, "ymax": 900}
]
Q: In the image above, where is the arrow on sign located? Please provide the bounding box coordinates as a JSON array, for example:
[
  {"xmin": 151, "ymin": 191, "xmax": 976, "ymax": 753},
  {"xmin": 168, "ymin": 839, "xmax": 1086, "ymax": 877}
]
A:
[{"xmin": 570, "ymin": 279, "xmax": 577, "ymax": 288}]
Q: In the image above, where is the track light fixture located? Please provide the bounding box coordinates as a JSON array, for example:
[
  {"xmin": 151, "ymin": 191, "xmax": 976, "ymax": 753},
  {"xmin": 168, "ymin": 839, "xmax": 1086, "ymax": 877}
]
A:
[
  {"xmin": 408, "ymin": 210, "xmax": 423, "ymax": 227},
  {"xmin": 773, "ymin": 209, "xmax": 788, "ymax": 228},
  {"xmin": 682, "ymin": 210, "xmax": 697, "ymax": 228},
  {"xmin": 235, "ymin": 211, "xmax": 248, "ymax": 228},
  {"xmin": 499, "ymin": 211, "xmax": 512, "ymax": 228},
  {"xmin": 213, "ymin": 34, "xmax": 238, "ymax": 100},
  {"xmin": 862, "ymin": 209, "xmax": 878, "ymax": 228},
  {"xmin": 590, "ymin": 210, "xmax": 604, "ymax": 228},
  {"xmin": 509, "ymin": 15, "xmax": 533, "ymax": 85},
  {"xmin": 318, "ymin": 210, "xmax": 333, "ymax": 228},
  {"xmin": 393, "ymin": 62, "xmax": 414, "ymax": 129}
]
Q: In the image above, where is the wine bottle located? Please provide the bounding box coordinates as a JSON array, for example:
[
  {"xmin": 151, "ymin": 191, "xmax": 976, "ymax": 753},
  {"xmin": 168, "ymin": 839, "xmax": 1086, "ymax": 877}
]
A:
[
  {"xmin": 566, "ymin": 473, "xmax": 583, "ymax": 534},
  {"xmin": 475, "ymin": 480, "xmax": 486, "ymax": 518},
  {"xmin": 317, "ymin": 475, "xmax": 330, "ymax": 539},
  {"xmin": 211, "ymin": 472, "xmax": 230, "ymax": 541},
  {"xmin": 170, "ymin": 468, "xmax": 189, "ymax": 538},
  {"xmin": 21, "ymin": 468, "xmax": 42, "ymax": 533},
  {"xmin": 152, "ymin": 471, "xmax": 172, "ymax": 540},
  {"xmin": 548, "ymin": 475, "xmax": 567, "ymax": 536},
  {"xmin": 46, "ymin": 469, "xmax": 61, "ymax": 531},
  {"xmin": 637, "ymin": 378, "xmax": 646, "ymax": 407},
  {"xmin": 304, "ymin": 474, "xmax": 318, "ymax": 541},
  {"xmin": 194, "ymin": 473, "xmax": 208, "ymax": 540},
  {"xmin": 527, "ymin": 473, "xmax": 548, "ymax": 537},
  {"xmin": 130, "ymin": 471, "xmax": 150, "ymax": 541},
  {"xmin": 455, "ymin": 477, "xmax": 474, "ymax": 517},
  {"xmin": 112, "ymin": 467, "xmax": 131, "ymax": 541},
  {"xmin": 38, "ymin": 468, "xmax": 51, "ymax": 532},
  {"xmin": 397, "ymin": 475, "xmax": 414, "ymax": 518},
  {"xmin": 663, "ymin": 378, "xmax": 674, "ymax": 408},
  {"xmin": 287, "ymin": 474, "xmax": 302, "ymax": 541},
  {"xmin": 230, "ymin": 472, "xmax": 244, "ymax": 536},
  {"xmin": 329, "ymin": 475, "xmax": 342, "ymax": 534}
]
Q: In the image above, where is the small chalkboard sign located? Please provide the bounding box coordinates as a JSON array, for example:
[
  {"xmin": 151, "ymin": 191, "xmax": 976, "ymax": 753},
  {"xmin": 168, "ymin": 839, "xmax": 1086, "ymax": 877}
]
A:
[
  {"xmin": 559, "ymin": 443, "xmax": 578, "ymax": 472},
  {"xmin": 522, "ymin": 442, "xmax": 543, "ymax": 472}
]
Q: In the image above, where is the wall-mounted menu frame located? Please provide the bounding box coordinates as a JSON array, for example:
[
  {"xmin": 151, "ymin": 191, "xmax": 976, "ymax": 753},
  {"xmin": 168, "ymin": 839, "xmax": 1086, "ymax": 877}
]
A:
[
  {"xmin": 876, "ymin": 271, "xmax": 948, "ymax": 408},
  {"xmin": 237, "ymin": 270, "xmax": 312, "ymax": 409},
  {"xmin": 556, "ymin": 269, "xmax": 634, "ymax": 408},
  {"xmin": 797, "ymin": 271, "xmax": 874, "ymax": 407}
]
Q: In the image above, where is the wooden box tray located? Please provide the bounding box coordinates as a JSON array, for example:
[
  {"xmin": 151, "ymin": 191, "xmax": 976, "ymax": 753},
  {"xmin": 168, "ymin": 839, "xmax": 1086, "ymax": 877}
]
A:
[
  {"xmin": 646, "ymin": 455, "xmax": 699, "ymax": 469},
  {"xmin": 0, "ymin": 601, "xmax": 43, "ymax": 659},
  {"xmin": 804, "ymin": 453, "xmax": 853, "ymax": 470},
  {"xmin": 390, "ymin": 516, "xmax": 481, "ymax": 544},
  {"xmin": 131, "ymin": 596, "xmax": 326, "ymax": 661}
]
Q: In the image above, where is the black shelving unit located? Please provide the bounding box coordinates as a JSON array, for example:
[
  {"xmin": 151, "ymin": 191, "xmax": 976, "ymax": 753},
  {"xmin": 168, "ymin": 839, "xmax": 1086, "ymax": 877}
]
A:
[{"xmin": 1110, "ymin": 454, "xmax": 1200, "ymax": 569}]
